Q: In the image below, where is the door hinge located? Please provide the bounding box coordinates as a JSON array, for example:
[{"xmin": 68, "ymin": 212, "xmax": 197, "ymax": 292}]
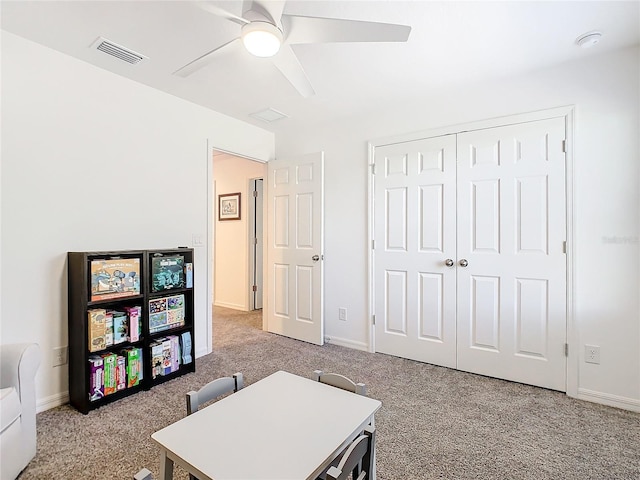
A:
[
  {"xmin": 564, "ymin": 343, "xmax": 569, "ymax": 357},
  {"xmin": 372, "ymin": 315, "xmax": 376, "ymax": 325},
  {"xmin": 561, "ymin": 140, "xmax": 566, "ymax": 153},
  {"xmin": 254, "ymin": 237, "xmax": 258, "ymax": 245},
  {"xmin": 372, "ymin": 240, "xmax": 375, "ymax": 249},
  {"xmin": 253, "ymin": 190, "xmax": 258, "ymax": 197},
  {"xmin": 562, "ymin": 241, "xmax": 567, "ymax": 253},
  {"xmin": 252, "ymin": 285, "xmax": 257, "ymax": 292},
  {"xmin": 371, "ymin": 164, "xmax": 376, "ymax": 175}
]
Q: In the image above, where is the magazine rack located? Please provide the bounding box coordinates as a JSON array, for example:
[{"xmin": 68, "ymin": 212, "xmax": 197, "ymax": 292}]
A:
[{"xmin": 67, "ymin": 248, "xmax": 195, "ymax": 414}]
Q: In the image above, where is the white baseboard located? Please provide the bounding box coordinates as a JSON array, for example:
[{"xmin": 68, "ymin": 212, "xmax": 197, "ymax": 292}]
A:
[
  {"xmin": 214, "ymin": 301, "xmax": 248, "ymax": 311},
  {"xmin": 324, "ymin": 335, "xmax": 369, "ymax": 352},
  {"xmin": 577, "ymin": 388, "xmax": 640, "ymax": 412},
  {"xmin": 37, "ymin": 391, "xmax": 69, "ymax": 413}
]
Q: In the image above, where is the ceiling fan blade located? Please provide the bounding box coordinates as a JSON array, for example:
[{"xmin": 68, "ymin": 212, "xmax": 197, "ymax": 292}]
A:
[
  {"xmin": 245, "ymin": 0, "xmax": 287, "ymax": 28},
  {"xmin": 196, "ymin": 1, "xmax": 250, "ymax": 26},
  {"xmin": 173, "ymin": 38, "xmax": 241, "ymax": 77},
  {"xmin": 271, "ymin": 44, "xmax": 315, "ymax": 97},
  {"xmin": 282, "ymin": 15, "xmax": 411, "ymax": 44}
]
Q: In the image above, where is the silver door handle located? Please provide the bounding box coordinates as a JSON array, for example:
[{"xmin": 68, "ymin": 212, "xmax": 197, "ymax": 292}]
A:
[
  {"xmin": 445, "ymin": 259, "xmax": 454, "ymax": 267},
  {"xmin": 459, "ymin": 259, "xmax": 468, "ymax": 267},
  {"xmin": 312, "ymin": 255, "xmax": 320, "ymax": 262}
]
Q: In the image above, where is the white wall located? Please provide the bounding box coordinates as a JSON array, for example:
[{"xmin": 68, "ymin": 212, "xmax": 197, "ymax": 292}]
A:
[
  {"xmin": 276, "ymin": 45, "xmax": 640, "ymax": 411},
  {"xmin": 213, "ymin": 154, "xmax": 266, "ymax": 310},
  {"xmin": 0, "ymin": 32, "xmax": 274, "ymax": 410}
]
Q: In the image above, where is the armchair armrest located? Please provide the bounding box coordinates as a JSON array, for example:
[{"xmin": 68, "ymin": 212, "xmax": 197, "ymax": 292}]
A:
[{"xmin": 0, "ymin": 343, "xmax": 41, "ymax": 400}]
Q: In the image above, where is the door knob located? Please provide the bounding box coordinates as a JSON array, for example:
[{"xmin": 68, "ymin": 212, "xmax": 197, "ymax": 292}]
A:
[
  {"xmin": 312, "ymin": 255, "xmax": 320, "ymax": 262},
  {"xmin": 459, "ymin": 259, "xmax": 469, "ymax": 267},
  {"xmin": 445, "ymin": 259, "xmax": 454, "ymax": 267}
]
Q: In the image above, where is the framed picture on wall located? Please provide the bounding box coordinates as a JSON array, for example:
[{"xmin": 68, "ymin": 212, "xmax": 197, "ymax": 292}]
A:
[{"xmin": 218, "ymin": 192, "xmax": 241, "ymax": 221}]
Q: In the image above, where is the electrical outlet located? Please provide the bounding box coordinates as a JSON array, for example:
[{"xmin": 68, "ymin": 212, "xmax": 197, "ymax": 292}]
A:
[
  {"xmin": 338, "ymin": 308, "xmax": 347, "ymax": 321},
  {"xmin": 585, "ymin": 345, "xmax": 600, "ymax": 364},
  {"xmin": 52, "ymin": 346, "xmax": 68, "ymax": 367}
]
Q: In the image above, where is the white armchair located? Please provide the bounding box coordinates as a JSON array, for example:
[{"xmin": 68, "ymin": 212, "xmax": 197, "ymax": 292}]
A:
[{"xmin": 1, "ymin": 343, "xmax": 41, "ymax": 480}]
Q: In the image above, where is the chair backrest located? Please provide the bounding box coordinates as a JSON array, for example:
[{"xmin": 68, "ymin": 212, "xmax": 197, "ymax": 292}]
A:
[
  {"xmin": 326, "ymin": 426, "xmax": 376, "ymax": 480},
  {"xmin": 314, "ymin": 370, "xmax": 366, "ymax": 396},
  {"xmin": 186, "ymin": 372, "xmax": 244, "ymax": 415},
  {"xmin": 133, "ymin": 468, "xmax": 153, "ymax": 480}
]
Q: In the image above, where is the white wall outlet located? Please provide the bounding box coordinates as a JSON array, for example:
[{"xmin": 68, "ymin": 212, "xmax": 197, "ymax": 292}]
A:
[
  {"xmin": 52, "ymin": 346, "xmax": 68, "ymax": 367},
  {"xmin": 585, "ymin": 344, "xmax": 601, "ymax": 364},
  {"xmin": 338, "ymin": 308, "xmax": 347, "ymax": 321}
]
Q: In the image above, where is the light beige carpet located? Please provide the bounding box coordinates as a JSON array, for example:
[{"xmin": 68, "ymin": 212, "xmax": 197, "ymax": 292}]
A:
[{"xmin": 21, "ymin": 306, "xmax": 640, "ymax": 479}]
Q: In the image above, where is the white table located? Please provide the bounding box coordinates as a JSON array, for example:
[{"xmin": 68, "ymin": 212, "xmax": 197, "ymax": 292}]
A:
[{"xmin": 151, "ymin": 370, "xmax": 382, "ymax": 480}]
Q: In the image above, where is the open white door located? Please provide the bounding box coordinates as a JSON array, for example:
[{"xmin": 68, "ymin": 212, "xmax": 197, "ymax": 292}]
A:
[{"xmin": 266, "ymin": 152, "xmax": 324, "ymax": 345}]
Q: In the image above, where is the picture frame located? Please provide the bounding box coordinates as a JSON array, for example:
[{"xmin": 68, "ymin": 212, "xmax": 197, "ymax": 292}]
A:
[{"xmin": 218, "ymin": 192, "xmax": 241, "ymax": 221}]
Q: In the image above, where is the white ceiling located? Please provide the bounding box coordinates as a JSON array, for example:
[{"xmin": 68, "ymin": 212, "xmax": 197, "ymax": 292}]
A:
[{"xmin": 2, "ymin": 1, "xmax": 639, "ymax": 135}]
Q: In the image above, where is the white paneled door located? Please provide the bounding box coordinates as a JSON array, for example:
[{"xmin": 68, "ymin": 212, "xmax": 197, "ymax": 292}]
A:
[
  {"xmin": 374, "ymin": 117, "xmax": 567, "ymax": 391},
  {"xmin": 374, "ymin": 135, "xmax": 458, "ymax": 368},
  {"xmin": 267, "ymin": 152, "xmax": 324, "ymax": 345}
]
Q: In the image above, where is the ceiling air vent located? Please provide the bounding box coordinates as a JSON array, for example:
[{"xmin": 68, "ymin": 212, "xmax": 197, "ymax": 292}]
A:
[
  {"xmin": 250, "ymin": 108, "xmax": 288, "ymax": 123},
  {"xmin": 93, "ymin": 37, "xmax": 147, "ymax": 64}
]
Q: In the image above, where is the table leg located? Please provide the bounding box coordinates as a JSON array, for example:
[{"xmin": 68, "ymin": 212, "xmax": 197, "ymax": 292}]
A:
[{"xmin": 159, "ymin": 451, "xmax": 174, "ymax": 480}]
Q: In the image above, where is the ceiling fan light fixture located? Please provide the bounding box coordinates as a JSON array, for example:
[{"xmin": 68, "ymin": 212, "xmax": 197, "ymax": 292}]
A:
[{"xmin": 241, "ymin": 22, "xmax": 283, "ymax": 57}]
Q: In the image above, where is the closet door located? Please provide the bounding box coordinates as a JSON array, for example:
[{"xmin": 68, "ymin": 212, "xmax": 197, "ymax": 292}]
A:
[
  {"xmin": 456, "ymin": 118, "xmax": 567, "ymax": 391},
  {"xmin": 373, "ymin": 135, "xmax": 457, "ymax": 368}
]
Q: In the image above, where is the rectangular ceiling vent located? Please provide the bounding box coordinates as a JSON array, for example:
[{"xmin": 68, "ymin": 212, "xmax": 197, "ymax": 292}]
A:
[
  {"xmin": 250, "ymin": 108, "xmax": 288, "ymax": 123},
  {"xmin": 93, "ymin": 37, "xmax": 147, "ymax": 65}
]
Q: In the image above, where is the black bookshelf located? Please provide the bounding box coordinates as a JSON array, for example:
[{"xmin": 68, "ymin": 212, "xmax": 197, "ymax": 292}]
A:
[{"xmin": 68, "ymin": 248, "xmax": 195, "ymax": 414}]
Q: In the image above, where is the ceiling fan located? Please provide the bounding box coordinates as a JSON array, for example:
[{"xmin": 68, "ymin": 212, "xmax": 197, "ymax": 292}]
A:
[{"xmin": 173, "ymin": 1, "xmax": 411, "ymax": 97}]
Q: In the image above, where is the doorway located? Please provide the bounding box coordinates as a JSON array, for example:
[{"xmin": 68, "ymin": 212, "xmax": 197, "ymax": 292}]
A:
[{"xmin": 212, "ymin": 151, "xmax": 266, "ymax": 315}]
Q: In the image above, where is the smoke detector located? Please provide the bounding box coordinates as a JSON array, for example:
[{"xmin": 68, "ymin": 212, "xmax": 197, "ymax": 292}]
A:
[{"xmin": 575, "ymin": 31, "xmax": 602, "ymax": 49}]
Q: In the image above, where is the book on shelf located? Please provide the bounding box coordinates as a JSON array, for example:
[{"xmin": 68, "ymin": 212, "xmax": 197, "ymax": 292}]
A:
[
  {"xmin": 123, "ymin": 347, "xmax": 143, "ymax": 387},
  {"xmin": 111, "ymin": 311, "xmax": 128, "ymax": 345},
  {"xmin": 88, "ymin": 309, "xmax": 107, "ymax": 352},
  {"xmin": 104, "ymin": 312, "xmax": 114, "ymax": 348},
  {"xmin": 150, "ymin": 341, "xmax": 164, "ymax": 379},
  {"xmin": 88, "ymin": 356, "xmax": 104, "ymax": 401},
  {"xmin": 90, "ymin": 257, "xmax": 140, "ymax": 301},
  {"xmin": 148, "ymin": 294, "xmax": 185, "ymax": 333},
  {"xmin": 116, "ymin": 355, "xmax": 126, "ymax": 392},
  {"xmin": 151, "ymin": 255, "xmax": 185, "ymax": 292},
  {"xmin": 185, "ymin": 263, "xmax": 193, "ymax": 289},
  {"xmin": 123, "ymin": 306, "xmax": 142, "ymax": 342},
  {"xmin": 180, "ymin": 331, "xmax": 192, "ymax": 365},
  {"xmin": 102, "ymin": 353, "xmax": 117, "ymax": 396}
]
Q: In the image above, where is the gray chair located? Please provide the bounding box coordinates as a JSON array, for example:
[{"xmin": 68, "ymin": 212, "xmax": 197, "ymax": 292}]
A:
[
  {"xmin": 313, "ymin": 370, "xmax": 366, "ymax": 396},
  {"xmin": 326, "ymin": 426, "xmax": 376, "ymax": 480},
  {"xmin": 186, "ymin": 372, "xmax": 244, "ymax": 415},
  {"xmin": 186, "ymin": 373, "xmax": 244, "ymax": 480},
  {"xmin": 133, "ymin": 468, "xmax": 153, "ymax": 480}
]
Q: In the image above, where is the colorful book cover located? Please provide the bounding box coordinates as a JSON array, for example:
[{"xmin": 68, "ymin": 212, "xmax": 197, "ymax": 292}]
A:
[
  {"xmin": 162, "ymin": 338, "xmax": 172, "ymax": 375},
  {"xmin": 88, "ymin": 309, "xmax": 107, "ymax": 352},
  {"xmin": 112, "ymin": 311, "xmax": 128, "ymax": 344},
  {"xmin": 150, "ymin": 341, "xmax": 164, "ymax": 379},
  {"xmin": 124, "ymin": 306, "xmax": 141, "ymax": 342},
  {"xmin": 116, "ymin": 355, "xmax": 126, "ymax": 391},
  {"xmin": 90, "ymin": 257, "xmax": 140, "ymax": 301},
  {"xmin": 148, "ymin": 295, "xmax": 185, "ymax": 333},
  {"xmin": 124, "ymin": 347, "xmax": 142, "ymax": 387},
  {"xmin": 102, "ymin": 353, "xmax": 117, "ymax": 395},
  {"xmin": 104, "ymin": 312, "xmax": 114, "ymax": 347},
  {"xmin": 185, "ymin": 263, "xmax": 193, "ymax": 289},
  {"xmin": 88, "ymin": 355, "xmax": 104, "ymax": 401},
  {"xmin": 180, "ymin": 331, "xmax": 192, "ymax": 365},
  {"xmin": 169, "ymin": 335, "xmax": 180, "ymax": 372},
  {"xmin": 151, "ymin": 255, "xmax": 185, "ymax": 292}
]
